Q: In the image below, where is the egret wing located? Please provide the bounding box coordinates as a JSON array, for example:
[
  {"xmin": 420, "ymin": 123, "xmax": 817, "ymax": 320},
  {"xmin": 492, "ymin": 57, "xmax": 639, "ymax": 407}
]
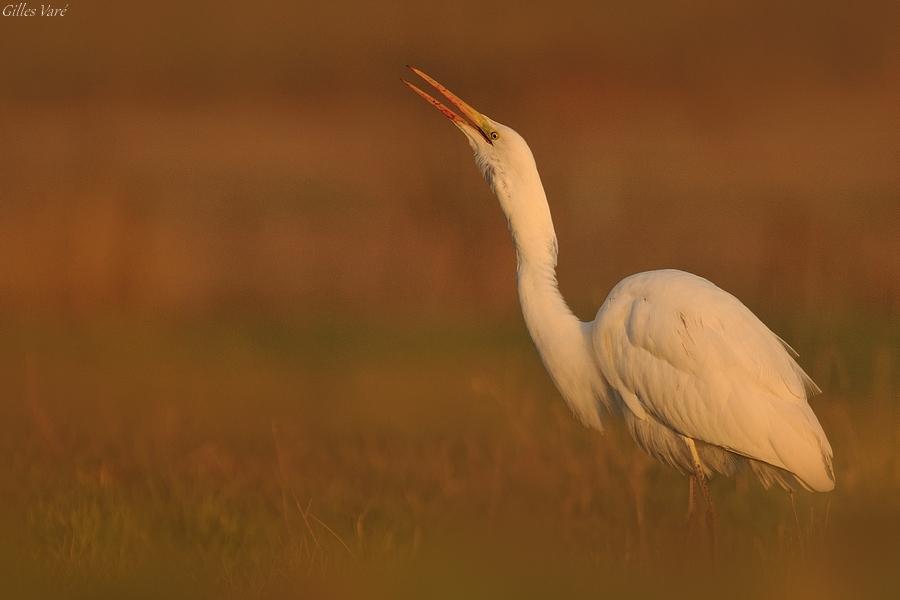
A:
[{"xmin": 592, "ymin": 270, "xmax": 834, "ymax": 491}]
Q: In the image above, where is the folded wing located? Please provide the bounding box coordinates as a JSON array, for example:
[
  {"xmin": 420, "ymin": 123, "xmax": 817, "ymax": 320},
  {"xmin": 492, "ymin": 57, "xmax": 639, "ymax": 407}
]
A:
[{"xmin": 592, "ymin": 269, "xmax": 834, "ymax": 491}]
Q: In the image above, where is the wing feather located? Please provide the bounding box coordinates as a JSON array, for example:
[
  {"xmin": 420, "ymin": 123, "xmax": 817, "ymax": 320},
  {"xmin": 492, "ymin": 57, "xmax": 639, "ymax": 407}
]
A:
[{"xmin": 592, "ymin": 269, "xmax": 834, "ymax": 491}]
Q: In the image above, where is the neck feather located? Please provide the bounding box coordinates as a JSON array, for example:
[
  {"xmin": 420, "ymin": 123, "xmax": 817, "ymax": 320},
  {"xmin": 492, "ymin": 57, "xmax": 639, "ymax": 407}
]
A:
[{"xmin": 503, "ymin": 175, "xmax": 604, "ymax": 429}]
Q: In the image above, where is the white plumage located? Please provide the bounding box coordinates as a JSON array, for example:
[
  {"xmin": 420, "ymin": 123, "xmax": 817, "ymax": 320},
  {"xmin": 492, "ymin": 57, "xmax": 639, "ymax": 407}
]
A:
[
  {"xmin": 593, "ymin": 270, "xmax": 833, "ymax": 491},
  {"xmin": 404, "ymin": 67, "xmax": 835, "ymax": 496}
]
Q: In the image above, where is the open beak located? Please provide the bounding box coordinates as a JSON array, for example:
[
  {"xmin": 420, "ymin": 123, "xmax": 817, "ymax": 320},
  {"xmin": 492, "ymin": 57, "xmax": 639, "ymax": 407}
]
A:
[{"xmin": 402, "ymin": 66, "xmax": 494, "ymax": 145}]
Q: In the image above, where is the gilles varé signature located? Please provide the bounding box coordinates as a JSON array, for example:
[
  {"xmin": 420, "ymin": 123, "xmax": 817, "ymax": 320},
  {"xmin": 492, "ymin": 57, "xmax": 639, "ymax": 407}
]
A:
[{"xmin": 3, "ymin": 2, "xmax": 69, "ymax": 16}]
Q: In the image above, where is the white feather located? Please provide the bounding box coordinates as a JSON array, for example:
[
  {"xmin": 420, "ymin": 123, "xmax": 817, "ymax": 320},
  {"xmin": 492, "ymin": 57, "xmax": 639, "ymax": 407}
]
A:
[
  {"xmin": 592, "ymin": 270, "xmax": 834, "ymax": 491},
  {"xmin": 408, "ymin": 69, "xmax": 835, "ymax": 493}
]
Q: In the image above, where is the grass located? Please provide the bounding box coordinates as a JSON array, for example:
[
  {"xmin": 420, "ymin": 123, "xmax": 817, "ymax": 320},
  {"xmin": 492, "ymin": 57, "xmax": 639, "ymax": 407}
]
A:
[
  {"xmin": 0, "ymin": 8, "xmax": 895, "ymax": 593},
  {"xmin": 2, "ymin": 313, "xmax": 897, "ymax": 598}
]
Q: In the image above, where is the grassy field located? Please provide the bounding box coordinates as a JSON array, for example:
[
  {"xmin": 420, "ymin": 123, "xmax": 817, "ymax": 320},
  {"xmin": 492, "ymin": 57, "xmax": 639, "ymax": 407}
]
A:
[
  {"xmin": 0, "ymin": 312, "xmax": 897, "ymax": 598},
  {"xmin": 1, "ymin": 92, "xmax": 897, "ymax": 599},
  {"xmin": 1, "ymin": 1, "xmax": 898, "ymax": 596}
]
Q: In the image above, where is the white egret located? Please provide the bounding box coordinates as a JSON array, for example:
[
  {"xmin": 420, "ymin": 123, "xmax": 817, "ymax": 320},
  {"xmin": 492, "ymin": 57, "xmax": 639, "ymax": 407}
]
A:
[{"xmin": 402, "ymin": 67, "xmax": 835, "ymax": 528}]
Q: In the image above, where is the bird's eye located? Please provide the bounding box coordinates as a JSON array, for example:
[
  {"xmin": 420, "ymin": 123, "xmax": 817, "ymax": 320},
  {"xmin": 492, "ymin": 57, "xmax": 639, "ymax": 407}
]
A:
[{"xmin": 490, "ymin": 131, "xmax": 499, "ymax": 140}]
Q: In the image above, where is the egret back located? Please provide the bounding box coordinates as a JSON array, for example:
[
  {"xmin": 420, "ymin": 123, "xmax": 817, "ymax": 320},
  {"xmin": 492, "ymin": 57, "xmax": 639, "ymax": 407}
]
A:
[{"xmin": 591, "ymin": 269, "xmax": 834, "ymax": 491}]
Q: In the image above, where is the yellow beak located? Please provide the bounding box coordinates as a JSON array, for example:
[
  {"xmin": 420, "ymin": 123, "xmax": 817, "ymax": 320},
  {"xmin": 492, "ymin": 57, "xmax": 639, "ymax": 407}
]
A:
[{"xmin": 402, "ymin": 66, "xmax": 494, "ymax": 145}]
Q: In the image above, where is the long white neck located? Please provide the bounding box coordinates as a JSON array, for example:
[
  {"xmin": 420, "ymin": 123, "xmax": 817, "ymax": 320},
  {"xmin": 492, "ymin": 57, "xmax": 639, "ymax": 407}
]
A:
[{"xmin": 500, "ymin": 169, "xmax": 605, "ymax": 430}]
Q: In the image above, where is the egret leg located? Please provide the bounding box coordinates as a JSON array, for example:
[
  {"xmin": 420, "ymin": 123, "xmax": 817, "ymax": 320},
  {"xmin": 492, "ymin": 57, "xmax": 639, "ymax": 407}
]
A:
[
  {"xmin": 682, "ymin": 436, "xmax": 717, "ymax": 557},
  {"xmin": 686, "ymin": 475, "xmax": 696, "ymax": 522},
  {"xmin": 789, "ymin": 489, "xmax": 805, "ymax": 554}
]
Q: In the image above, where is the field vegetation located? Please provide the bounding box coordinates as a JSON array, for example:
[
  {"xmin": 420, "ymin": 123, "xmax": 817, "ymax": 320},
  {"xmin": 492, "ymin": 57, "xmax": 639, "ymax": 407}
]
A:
[{"xmin": 1, "ymin": 1, "xmax": 897, "ymax": 597}]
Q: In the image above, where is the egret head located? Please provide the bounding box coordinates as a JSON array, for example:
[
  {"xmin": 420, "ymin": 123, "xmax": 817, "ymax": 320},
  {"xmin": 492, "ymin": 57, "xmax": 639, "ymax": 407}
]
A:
[{"xmin": 403, "ymin": 67, "xmax": 543, "ymax": 213}]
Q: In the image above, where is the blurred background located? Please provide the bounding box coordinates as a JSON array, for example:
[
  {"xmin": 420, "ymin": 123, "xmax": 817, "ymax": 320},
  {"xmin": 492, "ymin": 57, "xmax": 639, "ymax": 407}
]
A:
[{"xmin": 1, "ymin": 1, "xmax": 898, "ymax": 597}]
